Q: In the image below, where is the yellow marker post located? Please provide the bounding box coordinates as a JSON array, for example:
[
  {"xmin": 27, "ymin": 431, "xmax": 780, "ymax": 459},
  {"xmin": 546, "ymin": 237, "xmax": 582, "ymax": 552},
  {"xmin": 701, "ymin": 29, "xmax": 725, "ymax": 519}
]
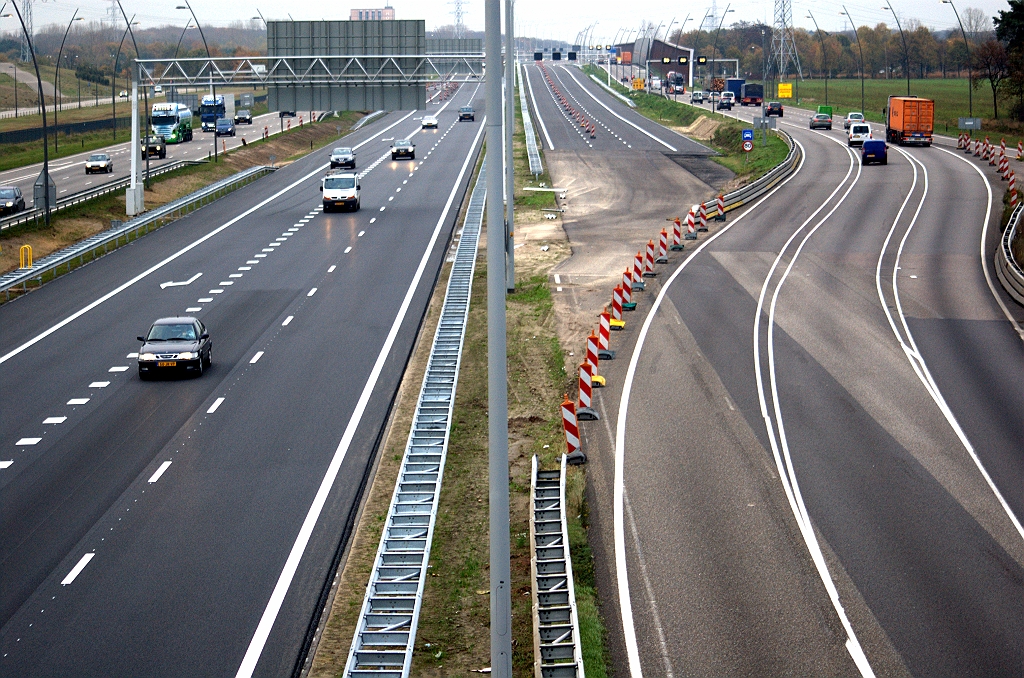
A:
[{"xmin": 19, "ymin": 244, "xmax": 32, "ymax": 269}]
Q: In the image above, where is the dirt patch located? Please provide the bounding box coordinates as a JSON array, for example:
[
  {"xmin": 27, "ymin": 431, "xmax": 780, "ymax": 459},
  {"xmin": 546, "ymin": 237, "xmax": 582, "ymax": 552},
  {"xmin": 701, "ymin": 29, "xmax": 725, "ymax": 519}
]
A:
[{"xmin": 670, "ymin": 115, "xmax": 721, "ymax": 140}]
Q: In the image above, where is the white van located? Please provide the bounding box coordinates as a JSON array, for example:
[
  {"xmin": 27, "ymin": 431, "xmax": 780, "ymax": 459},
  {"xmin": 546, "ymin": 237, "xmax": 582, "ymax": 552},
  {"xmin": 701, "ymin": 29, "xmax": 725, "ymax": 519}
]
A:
[
  {"xmin": 320, "ymin": 172, "xmax": 360, "ymax": 212},
  {"xmin": 848, "ymin": 123, "xmax": 872, "ymax": 146}
]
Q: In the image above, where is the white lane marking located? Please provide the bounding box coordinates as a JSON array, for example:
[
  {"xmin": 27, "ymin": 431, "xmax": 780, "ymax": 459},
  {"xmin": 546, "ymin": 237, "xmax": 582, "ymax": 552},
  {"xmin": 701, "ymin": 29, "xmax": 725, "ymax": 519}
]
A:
[
  {"xmin": 0, "ymin": 460, "xmax": 12, "ymax": 469},
  {"xmin": 159, "ymin": 272, "xmax": 202, "ymax": 289},
  {"xmin": 209, "ymin": 290, "xmax": 224, "ymax": 294},
  {"xmin": 239, "ymin": 267, "xmax": 252, "ymax": 271},
  {"xmin": 269, "ymin": 243, "xmax": 281, "ymax": 248},
  {"xmin": 43, "ymin": 417, "xmax": 67, "ymax": 424},
  {"xmin": 379, "ymin": 206, "xmax": 386, "ymax": 212},
  {"xmin": 328, "ymin": 265, "xmax": 337, "ymax": 272},
  {"xmin": 625, "ymin": 492, "xmax": 676, "ymax": 678},
  {"xmin": 219, "ymin": 281, "xmax": 234, "ymax": 286},
  {"xmin": 198, "ymin": 297, "xmax": 214, "ymax": 302},
  {"xmin": 250, "ymin": 351, "xmax": 264, "ymax": 364},
  {"xmin": 109, "ymin": 366, "xmax": 129, "ymax": 372},
  {"xmin": 186, "ymin": 307, "xmax": 202, "ymax": 312},
  {"xmin": 370, "ymin": 218, "xmax": 376, "ymax": 224},
  {"xmin": 61, "ymin": 553, "xmax": 95, "ymax": 585},
  {"xmin": 276, "ymin": 237, "xmax": 288, "ymax": 241},
  {"xmin": 235, "ymin": 113, "xmax": 486, "ymax": 678},
  {"xmin": 230, "ymin": 273, "xmax": 244, "ymax": 278},
  {"xmin": 403, "ymin": 179, "xmax": 408, "ymax": 184},
  {"xmin": 207, "ymin": 397, "xmax": 225, "ymax": 414},
  {"xmin": 246, "ymin": 260, "xmax": 259, "ymax": 264},
  {"xmin": 388, "ymin": 196, "xmax": 394, "ymax": 201},
  {"xmin": 255, "ymin": 254, "xmax": 267, "ymax": 258},
  {"xmin": 89, "ymin": 381, "xmax": 110, "ymax": 388},
  {"xmin": 288, "ymin": 228, "xmax": 299, "ymax": 232},
  {"xmin": 344, "ymin": 246, "xmax": 353, "ymax": 254},
  {"xmin": 396, "ymin": 187, "xmax": 401, "ymax": 192},
  {"xmin": 307, "ymin": 288, "xmax": 317, "ymax": 297},
  {"xmin": 127, "ymin": 352, "xmax": 139, "ymax": 358},
  {"xmin": 613, "ymin": 138, "xmax": 806, "ymax": 678},
  {"xmin": 282, "ymin": 316, "xmax": 293, "ymax": 326},
  {"xmin": 358, "ymin": 231, "xmax": 365, "ymax": 237},
  {"xmin": 148, "ymin": 461, "xmax": 172, "ymax": 483},
  {"xmin": 524, "ymin": 63, "xmax": 555, "ymax": 150},
  {"xmin": 17, "ymin": 438, "xmax": 42, "ymax": 445},
  {"xmin": 554, "ymin": 274, "xmax": 561, "ymax": 284},
  {"xmin": 68, "ymin": 398, "xmax": 90, "ymax": 405}
]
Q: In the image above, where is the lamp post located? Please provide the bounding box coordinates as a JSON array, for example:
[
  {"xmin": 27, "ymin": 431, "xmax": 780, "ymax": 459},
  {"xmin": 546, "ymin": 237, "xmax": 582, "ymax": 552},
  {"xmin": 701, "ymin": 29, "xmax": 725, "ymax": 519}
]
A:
[
  {"xmin": 253, "ymin": 9, "xmax": 267, "ymax": 27},
  {"xmin": 841, "ymin": 7, "xmax": 865, "ymax": 114},
  {"xmin": 711, "ymin": 5, "xmax": 734, "ymax": 103},
  {"xmin": 693, "ymin": 9, "xmax": 712, "ymax": 87},
  {"xmin": 54, "ymin": 10, "xmax": 84, "ymax": 153},
  {"xmin": 882, "ymin": 4, "xmax": 910, "ymax": 95},
  {"xmin": 941, "ymin": 0, "xmax": 972, "ymax": 118},
  {"xmin": 806, "ymin": 11, "xmax": 828, "ymax": 105},
  {"xmin": 116, "ymin": 2, "xmax": 152, "ymax": 187},
  {"xmin": 112, "ymin": 21, "xmax": 134, "ymax": 142},
  {"xmin": 177, "ymin": 1, "xmax": 216, "ymax": 162},
  {"xmin": 504, "ymin": 0, "xmax": 515, "ymax": 291},
  {"xmin": 1, "ymin": 3, "xmax": 52, "ymax": 226},
  {"xmin": 173, "ymin": 21, "xmax": 194, "ymax": 59}
]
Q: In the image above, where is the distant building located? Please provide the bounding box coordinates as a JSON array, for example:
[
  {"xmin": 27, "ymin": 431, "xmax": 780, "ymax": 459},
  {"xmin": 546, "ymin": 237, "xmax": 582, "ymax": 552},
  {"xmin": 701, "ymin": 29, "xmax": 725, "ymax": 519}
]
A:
[{"xmin": 350, "ymin": 7, "xmax": 395, "ymax": 20}]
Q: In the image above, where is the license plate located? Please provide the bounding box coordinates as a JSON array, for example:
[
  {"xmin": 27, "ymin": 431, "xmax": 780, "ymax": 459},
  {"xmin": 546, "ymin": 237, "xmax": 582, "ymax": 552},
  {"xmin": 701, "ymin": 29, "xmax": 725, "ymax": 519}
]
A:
[{"xmin": 158, "ymin": 361, "xmax": 176, "ymax": 367}]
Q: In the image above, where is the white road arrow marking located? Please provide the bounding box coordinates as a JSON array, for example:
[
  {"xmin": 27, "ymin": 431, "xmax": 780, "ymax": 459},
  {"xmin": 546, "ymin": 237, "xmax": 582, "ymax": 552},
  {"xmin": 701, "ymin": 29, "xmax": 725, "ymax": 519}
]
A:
[{"xmin": 160, "ymin": 272, "xmax": 202, "ymax": 289}]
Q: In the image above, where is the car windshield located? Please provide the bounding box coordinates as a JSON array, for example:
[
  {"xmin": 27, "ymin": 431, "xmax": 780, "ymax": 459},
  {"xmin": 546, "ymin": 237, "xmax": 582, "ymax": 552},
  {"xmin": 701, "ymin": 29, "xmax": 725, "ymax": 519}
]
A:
[
  {"xmin": 0, "ymin": 188, "xmax": 16, "ymax": 198},
  {"xmin": 849, "ymin": 113, "xmax": 864, "ymax": 120},
  {"xmin": 815, "ymin": 114, "xmax": 830, "ymax": 120},
  {"xmin": 147, "ymin": 323, "xmax": 196, "ymax": 341},
  {"xmin": 394, "ymin": 140, "xmax": 411, "ymax": 147},
  {"xmin": 333, "ymin": 148, "xmax": 352, "ymax": 155},
  {"xmin": 324, "ymin": 176, "xmax": 356, "ymax": 189},
  {"xmin": 237, "ymin": 110, "xmax": 249, "ymax": 116},
  {"xmin": 88, "ymin": 154, "xmax": 108, "ymax": 161},
  {"xmin": 217, "ymin": 120, "xmax": 231, "ymax": 127},
  {"xmin": 461, "ymin": 107, "xmax": 472, "ymax": 112},
  {"xmin": 852, "ymin": 125, "xmax": 870, "ymax": 134}
]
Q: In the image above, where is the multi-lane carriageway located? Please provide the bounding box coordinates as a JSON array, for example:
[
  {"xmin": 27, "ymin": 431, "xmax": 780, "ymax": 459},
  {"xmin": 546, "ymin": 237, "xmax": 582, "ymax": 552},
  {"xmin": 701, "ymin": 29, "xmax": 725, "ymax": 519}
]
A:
[
  {"xmin": 0, "ymin": 84, "xmax": 482, "ymax": 676},
  {"xmin": 526, "ymin": 63, "xmax": 1024, "ymax": 677}
]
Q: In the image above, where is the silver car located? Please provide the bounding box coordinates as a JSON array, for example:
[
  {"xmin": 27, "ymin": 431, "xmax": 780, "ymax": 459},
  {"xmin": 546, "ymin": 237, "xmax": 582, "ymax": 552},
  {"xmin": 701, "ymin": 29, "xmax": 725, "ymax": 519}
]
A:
[
  {"xmin": 85, "ymin": 153, "xmax": 113, "ymax": 174},
  {"xmin": 330, "ymin": 147, "xmax": 356, "ymax": 169}
]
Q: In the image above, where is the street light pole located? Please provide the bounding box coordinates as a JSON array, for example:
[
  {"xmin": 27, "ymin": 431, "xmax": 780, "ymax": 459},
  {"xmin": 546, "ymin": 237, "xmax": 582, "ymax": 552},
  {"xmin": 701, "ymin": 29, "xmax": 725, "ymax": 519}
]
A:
[
  {"xmin": 711, "ymin": 4, "xmax": 734, "ymax": 100},
  {"xmin": 693, "ymin": 9, "xmax": 712, "ymax": 88},
  {"xmin": 841, "ymin": 6, "xmax": 865, "ymax": 114},
  {"xmin": 504, "ymin": 0, "xmax": 515, "ymax": 291},
  {"xmin": 117, "ymin": 1, "xmax": 151, "ymax": 188},
  {"xmin": 54, "ymin": 10, "xmax": 83, "ymax": 153},
  {"xmin": 942, "ymin": 0, "xmax": 972, "ymax": 118},
  {"xmin": 177, "ymin": 1, "xmax": 215, "ymax": 162},
  {"xmin": 882, "ymin": 4, "xmax": 910, "ymax": 95},
  {"xmin": 173, "ymin": 21, "xmax": 193, "ymax": 59},
  {"xmin": 807, "ymin": 11, "xmax": 828, "ymax": 105}
]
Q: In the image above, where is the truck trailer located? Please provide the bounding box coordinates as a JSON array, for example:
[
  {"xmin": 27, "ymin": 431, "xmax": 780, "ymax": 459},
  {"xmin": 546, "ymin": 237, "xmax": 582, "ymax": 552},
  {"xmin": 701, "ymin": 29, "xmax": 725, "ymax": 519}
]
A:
[
  {"xmin": 885, "ymin": 96, "xmax": 934, "ymax": 146},
  {"xmin": 740, "ymin": 83, "xmax": 763, "ymax": 106}
]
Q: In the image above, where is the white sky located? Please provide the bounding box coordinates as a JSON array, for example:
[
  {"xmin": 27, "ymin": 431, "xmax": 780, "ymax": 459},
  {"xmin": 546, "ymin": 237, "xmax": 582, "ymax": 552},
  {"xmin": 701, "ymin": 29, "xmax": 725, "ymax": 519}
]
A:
[{"xmin": 6, "ymin": 0, "xmax": 1012, "ymax": 44}]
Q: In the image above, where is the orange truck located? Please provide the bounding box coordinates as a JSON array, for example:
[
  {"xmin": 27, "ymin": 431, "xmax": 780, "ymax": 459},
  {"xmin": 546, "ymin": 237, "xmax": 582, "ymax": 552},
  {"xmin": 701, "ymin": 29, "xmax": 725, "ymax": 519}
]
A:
[{"xmin": 886, "ymin": 95, "xmax": 934, "ymax": 146}]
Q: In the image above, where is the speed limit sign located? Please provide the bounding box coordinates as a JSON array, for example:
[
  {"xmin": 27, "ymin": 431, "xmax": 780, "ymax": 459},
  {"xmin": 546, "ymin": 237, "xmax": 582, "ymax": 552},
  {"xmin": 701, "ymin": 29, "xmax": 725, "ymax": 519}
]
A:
[{"xmin": 742, "ymin": 140, "xmax": 754, "ymax": 152}]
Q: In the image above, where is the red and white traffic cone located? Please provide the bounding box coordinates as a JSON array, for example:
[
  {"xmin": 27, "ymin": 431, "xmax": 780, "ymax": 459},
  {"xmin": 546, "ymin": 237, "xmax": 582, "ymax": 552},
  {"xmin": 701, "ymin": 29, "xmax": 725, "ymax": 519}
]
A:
[
  {"xmin": 598, "ymin": 307, "xmax": 616, "ymax": 358},
  {"xmin": 957, "ymin": 133, "xmax": 964, "ymax": 149},
  {"xmin": 715, "ymin": 193, "xmax": 726, "ymax": 221},
  {"xmin": 656, "ymin": 229, "xmax": 669, "ymax": 264},
  {"xmin": 611, "ymin": 286, "xmax": 626, "ymax": 327},
  {"xmin": 1001, "ymin": 138, "xmax": 1007, "ymax": 157},
  {"xmin": 560, "ymin": 395, "xmax": 586, "ymax": 463},
  {"xmin": 698, "ymin": 202, "xmax": 708, "ymax": 232},
  {"xmin": 1011, "ymin": 173, "xmax": 1019, "ymax": 207},
  {"xmin": 685, "ymin": 208, "xmax": 698, "ymax": 240},
  {"xmin": 577, "ymin": 363, "xmax": 599, "ymax": 420},
  {"xmin": 621, "ymin": 269, "xmax": 635, "ymax": 307},
  {"xmin": 1001, "ymin": 154, "xmax": 1010, "ymax": 179},
  {"xmin": 990, "ymin": 145, "xmax": 999, "ymax": 166},
  {"xmin": 670, "ymin": 217, "xmax": 684, "ymax": 250},
  {"xmin": 1017, "ymin": 141, "xmax": 1024, "ymax": 161},
  {"xmin": 632, "ymin": 253, "xmax": 645, "ymax": 290},
  {"xmin": 974, "ymin": 138, "xmax": 981, "ymax": 156},
  {"xmin": 586, "ymin": 330, "xmax": 606, "ymax": 386},
  {"xmin": 643, "ymin": 240, "xmax": 657, "ymax": 277}
]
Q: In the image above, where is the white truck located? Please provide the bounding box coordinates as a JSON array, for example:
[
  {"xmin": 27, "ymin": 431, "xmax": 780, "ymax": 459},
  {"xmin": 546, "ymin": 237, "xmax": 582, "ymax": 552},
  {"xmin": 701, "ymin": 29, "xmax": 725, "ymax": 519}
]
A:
[{"xmin": 320, "ymin": 171, "xmax": 360, "ymax": 212}]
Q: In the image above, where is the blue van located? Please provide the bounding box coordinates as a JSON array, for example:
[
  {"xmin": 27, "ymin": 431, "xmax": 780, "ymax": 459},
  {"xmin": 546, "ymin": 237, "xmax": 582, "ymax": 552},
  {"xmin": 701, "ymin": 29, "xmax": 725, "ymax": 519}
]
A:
[{"xmin": 861, "ymin": 139, "xmax": 888, "ymax": 165}]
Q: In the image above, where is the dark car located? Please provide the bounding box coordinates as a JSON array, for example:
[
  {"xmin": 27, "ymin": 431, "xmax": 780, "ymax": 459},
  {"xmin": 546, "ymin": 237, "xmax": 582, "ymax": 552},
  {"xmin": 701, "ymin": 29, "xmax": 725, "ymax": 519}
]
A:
[
  {"xmin": 810, "ymin": 113, "xmax": 832, "ymax": 130},
  {"xmin": 766, "ymin": 101, "xmax": 784, "ymax": 117},
  {"xmin": 861, "ymin": 139, "xmax": 888, "ymax": 165},
  {"xmin": 234, "ymin": 109, "xmax": 253, "ymax": 124},
  {"xmin": 215, "ymin": 118, "xmax": 236, "ymax": 137},
  {"xmin": 459, "ymin": 106, "xmax": 475, "ymax": 122},
  {"xmin": 0, "ymin": 186, "xmax": 26, "ymax": 215},
  {"xmin": 137, "ymin": 317, "xmax": 212, "ymax": 379},
  {"xmin": 391, "ymin": 138, "xmax": 415, "ymax": 160}
]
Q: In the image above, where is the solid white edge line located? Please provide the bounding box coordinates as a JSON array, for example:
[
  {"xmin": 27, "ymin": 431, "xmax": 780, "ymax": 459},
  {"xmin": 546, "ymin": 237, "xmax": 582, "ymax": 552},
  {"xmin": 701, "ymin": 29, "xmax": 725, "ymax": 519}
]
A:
[
  {"xmin": 61, "ymin": 552, "xmax": 95, "ymax": 585},
  {"xmin": 207, "ymin": 397, "xmax": 225, "ymax": 414},
  {"xmin": 613, "ymin": 139, "xmax": 804, "ymax": 678},
  {"xmin": 0, "ymin": 111, "xmax": 416, "ymax": 368},
  {"xmin": 250, "ymin": 351, "xmax": 264, "ymax": 364},
  {"xmin": 148, "ymin": 460, "xmax": 172, "ymax": 483},
  {"xmin": 560, "ymin": 65, "xmax": 678, "ymax": 152},
  {"xmin": 523, "ymin": 63, "xmax": 555, "ymax": 151},
  {"xmin": 234, "ymin": 114, "xmax": 487, "ymax": 678}
]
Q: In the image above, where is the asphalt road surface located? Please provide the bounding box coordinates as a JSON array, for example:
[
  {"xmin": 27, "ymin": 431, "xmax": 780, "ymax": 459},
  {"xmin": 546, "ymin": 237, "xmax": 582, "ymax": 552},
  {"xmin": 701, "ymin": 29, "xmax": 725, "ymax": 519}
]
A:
[
  {"xmin": 0, "ymin": 84, "xmax": 482, "ymax": 676},
  {"xmin": 530, "ymin": 64, "xmax": 1024, "ymax": 677}
]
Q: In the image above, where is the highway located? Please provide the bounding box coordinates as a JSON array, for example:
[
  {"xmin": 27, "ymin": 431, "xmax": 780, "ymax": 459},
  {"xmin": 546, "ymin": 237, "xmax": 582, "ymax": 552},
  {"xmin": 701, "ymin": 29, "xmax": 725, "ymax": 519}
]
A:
[
  {"xmin": 0, "ymin": 83, "xmax": 482, "ymax": 676},
  {"xmin": 527, "ymin": 63, "xmax": 1024, "ymax": 676}
]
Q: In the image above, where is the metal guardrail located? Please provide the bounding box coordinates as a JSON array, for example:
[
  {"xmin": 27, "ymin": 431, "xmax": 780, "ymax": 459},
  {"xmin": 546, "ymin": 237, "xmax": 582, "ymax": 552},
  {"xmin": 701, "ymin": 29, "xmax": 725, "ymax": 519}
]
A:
[
  {"xmin": 587, "ymin": 73, "xmax": 637, "ymax": 109},
  {"xmin": 518, "ymin": 63, "xmax": 544, "ymax": 177},
  {"xmin": 343, "ymin": 161, "xmax": 486, "ymax": 678},
  {"xmin": 711, "ymin": 129, "xmax": 799, "ymax": 214},
  {"xmin": 530, "ymin": 454, "xmax": 584, "ymax": 678},
  {"xmin": 996, "ymin": 202, "xmax": 1024, "ymax": 306},
  {"xmin": 1, "ymin": 164, "xmax": 275, "ymax": 299},
  {"xmin": 0, "ymin": 158, "xmax": 204, "ymax": 233},
  {"xmin": 352, "ymin": 110, "xmax": 387, "ymax": 130}
]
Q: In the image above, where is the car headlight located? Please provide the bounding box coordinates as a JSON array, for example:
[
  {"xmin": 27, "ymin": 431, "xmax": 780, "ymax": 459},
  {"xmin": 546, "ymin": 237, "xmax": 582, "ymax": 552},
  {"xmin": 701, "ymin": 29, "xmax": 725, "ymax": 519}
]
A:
[
  {"xmin": 140, "ymin": 353, "xmax": 157, "ymax": 361},
  {"xmin": 176, "ymin": 352, "xmax": 195, "ymax": 360},
  {"xmin": 4, "ymin": 202, "xmax": 12, "ymax": 207}
]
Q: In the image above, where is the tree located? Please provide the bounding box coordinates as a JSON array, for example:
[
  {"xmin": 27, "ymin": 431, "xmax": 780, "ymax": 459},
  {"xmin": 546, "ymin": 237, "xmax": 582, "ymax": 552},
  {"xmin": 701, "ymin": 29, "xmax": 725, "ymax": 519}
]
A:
[
  {"xmin": 974, "ymin": 39, "xmax": 1009, "ymax": 118},
  {"xmin": 995, "ymin": 0, "xmax": 1024, "ymax": 50},
  {"xmin": 963, "ymin": 7, "xmax": 995, "ymax": 42}
]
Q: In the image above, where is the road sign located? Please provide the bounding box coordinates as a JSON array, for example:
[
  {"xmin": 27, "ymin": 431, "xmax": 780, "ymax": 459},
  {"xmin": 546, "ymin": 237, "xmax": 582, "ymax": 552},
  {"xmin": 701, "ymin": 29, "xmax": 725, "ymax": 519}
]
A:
[
  {"xmin": 754, "ymin": 116, "xmax": 776, "ymax": 129},
  {"xmin": 778, "ymin": 83, "xmax": 793, "ymax": 99},
  {"xmin": 742, "ymin": 140, "xmax": 754, "ymax": 152},
  {"xmin": 742, "ymin": 129, "xmax": 754, "ymax": 141},
  {"xmin": 958, "ymin": 117, "xmax": 982, "ymax": 130}
]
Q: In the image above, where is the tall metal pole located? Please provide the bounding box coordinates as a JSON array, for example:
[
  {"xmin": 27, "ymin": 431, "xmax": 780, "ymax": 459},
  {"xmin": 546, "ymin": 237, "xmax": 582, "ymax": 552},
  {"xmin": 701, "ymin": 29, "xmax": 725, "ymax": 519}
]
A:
[
  {"xmin": 882, "ymin": 4, "xmax": 910, "ymax": 96},
  {"xmin": 842, "ymin": 7, "xmax": 865, "ymax": 114},
  {"xmin": 117, "ymin": 2, "xmax": 150, "ymax": 187},
  {"xmin": 486, "ymin": 0, "xmax": 511, "ymax": 669},
  {"xmin": 807, "ymin": 12, "xmax": 828, "ymax": 105},
  {"xmin": 113, "ymin": 24, "xmax": 131, "ymax": 141},
  {"xmin": 693, "ymin": 9, "xmax": 711, "ymax": 88},
  {"xmin": 504, "ymin": 0, "xmax": 515, "ymax": 292},
  {"xmin": 178, "ymin": 1, "xmax": 215, "ymax": 162},
  {"xmin": 54, "ymin": 10, "xmax": 82, "ymax": 153},
  {"xmin": 942, "ymin": 0, "xmax": 972, "ymax": 118},
  {"xmin": 711, "ymin": 4, "xmax": 732, "ymax": 93}
]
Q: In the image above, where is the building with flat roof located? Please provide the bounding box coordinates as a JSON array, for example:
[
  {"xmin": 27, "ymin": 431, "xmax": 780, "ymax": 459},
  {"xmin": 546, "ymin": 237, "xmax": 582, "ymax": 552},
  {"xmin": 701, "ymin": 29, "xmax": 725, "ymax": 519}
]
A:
[{"xmin": 350, "ymin": 7, "xmax": 395, "ymax": 20}]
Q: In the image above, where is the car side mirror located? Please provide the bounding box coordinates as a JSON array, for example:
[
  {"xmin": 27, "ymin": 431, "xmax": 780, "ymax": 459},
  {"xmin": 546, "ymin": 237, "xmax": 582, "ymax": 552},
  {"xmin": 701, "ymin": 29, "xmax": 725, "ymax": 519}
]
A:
[
  {"xmin": 357, "ymin": 184, "xmax": 361, "ymax": 190},
  {"xmin": 137, "ymin": 336, "xmax": 146, "ymax": 342},
  {"xmin": 201, "ymin": 333, "xmax": 209, "ymax": 340},
  {"xmin": 319, "ymin": 186, "xmax": 323, "ymax": 192}
]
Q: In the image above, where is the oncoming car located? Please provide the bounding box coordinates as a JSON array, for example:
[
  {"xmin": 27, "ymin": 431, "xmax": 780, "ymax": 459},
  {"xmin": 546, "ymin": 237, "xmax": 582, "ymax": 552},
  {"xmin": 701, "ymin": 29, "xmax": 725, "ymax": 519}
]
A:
[
  {"xmin": 215, "ymin": 118, "xmax": 236, "ymax": 137},
  {"xmin": 0, "ymin": 186, "xmax": 26, "ymax": 215},
  {"xmin": 848, "ymin": 123, "xmax": 872, "ymax": 146},
  {"xmin": 810, "ymin": 113, "xmax": 833, "ymax": 130},
  {"xmin": 137, "ymin": 317, "xmax": 212, "ymax": 379},
  {"xmin": 234, "ymin": 109, "xmax": 253, "ymax": 125},
  {"xmin": 330, "ymin": 147, "xmax": 356, "ymax": 169},
  {"xmin": 391, "ymin": 138, "xmax": 415, "ymax": 160},
  {"xmin": 458, "ymin": 106, "xmax": 475, "ymax": 121},
  {"xmin": 421, "ymin": 114, "xmax": 438, "ymax": 128},
  {"xmin": 85, "ymin": 153, "xmax": 113, "ymax": 174},
  {"xmin": 320, "ymin": 172, "xmax": 361, "ymax": 212}
]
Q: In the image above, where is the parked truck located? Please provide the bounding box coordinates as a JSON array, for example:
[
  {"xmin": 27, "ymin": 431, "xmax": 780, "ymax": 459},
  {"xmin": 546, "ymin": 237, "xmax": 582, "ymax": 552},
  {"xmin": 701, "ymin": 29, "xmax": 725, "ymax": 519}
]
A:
[
  {"xmin": 885, "ymin": 95, "xmax": 934, "ymax": 146},
  {"xmin": 740, "ymin": 83, "xmax": 763, "ymax": 106}
]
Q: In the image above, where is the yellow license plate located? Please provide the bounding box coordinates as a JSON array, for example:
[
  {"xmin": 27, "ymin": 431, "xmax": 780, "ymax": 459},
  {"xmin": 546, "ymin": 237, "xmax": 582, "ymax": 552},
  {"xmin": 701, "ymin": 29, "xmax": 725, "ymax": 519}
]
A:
[{"xmin": 158, "ymin": 361, "xmax": 176, "ymax": 367}]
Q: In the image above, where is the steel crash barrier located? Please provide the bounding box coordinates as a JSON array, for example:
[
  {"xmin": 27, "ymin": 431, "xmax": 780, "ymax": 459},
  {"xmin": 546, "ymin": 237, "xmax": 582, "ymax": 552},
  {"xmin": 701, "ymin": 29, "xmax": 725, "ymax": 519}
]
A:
[
  {"xmin": 996, "ymin": 202, "xmax": 1024, "ymax": 306},
  {"xmin": 517, "ymin": 62, "xmax": 544, "ymax": 177},
  {"xmin": 0, "ymin": 165, "xmax": 275, "ymax": 299}
]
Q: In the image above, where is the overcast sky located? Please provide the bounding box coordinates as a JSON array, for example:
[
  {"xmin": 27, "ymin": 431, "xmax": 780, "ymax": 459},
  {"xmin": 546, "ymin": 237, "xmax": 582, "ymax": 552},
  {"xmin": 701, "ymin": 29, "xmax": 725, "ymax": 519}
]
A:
[{"xmin": 6, "ymin": 0, "xmax": 1012, "ymax": 44}]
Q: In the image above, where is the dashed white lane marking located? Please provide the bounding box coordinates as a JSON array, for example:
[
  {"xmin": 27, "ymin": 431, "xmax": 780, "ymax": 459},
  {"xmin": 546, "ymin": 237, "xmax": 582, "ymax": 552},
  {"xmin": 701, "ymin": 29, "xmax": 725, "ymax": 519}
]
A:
[
  {"xmin": 255, "ymin": 254, "xmax": 267, "ymax": 258},
  {"xmin": 148, "ymin": 461, "xmax": 172, "ymax": 483},
  {"xmin": 219, "ymin": 281, "xmax": 234, "ymax": 286},
  {"xmin": 328, "ymin": 265, "xmax": 337, "ymax": 272},
  {"xmin": 379, "ymin": 206, "xmax": 386, "ymax": 212},
  {"xmin": 370, "ymin": 218, "xmax": 376, "ymax": 224},
  {"xmin": 557, "ymin": 287, "xmax": 563, "ymax": 292},
  {"xmin": 209, "ymin": 290, "xmax": 224, "ymax": 294},
  {"xmin": 282, "ymin": 316, "xmax": 293, "ymax": 326},
  {"xmin": 43, "ymin": 417, "xmax": 67, "ymax": 424},
  {"xmin": 89, "ymin": 381, "xmax": 110, "ymax": 388},
  {"xmin": 239, "ymin": 266, "xmax": 252, "ymax": 270},
  {"xmin": 395, "ymin": 187, "xmax": 401, "ymax": 192},
  {"xmin": 358, "ymin": 231, "xmax": 365, "ymax": 237},
  {"xmin": 403, "ymin": 180, "xmax": 408, "ymax": 184},
  {"xmin": 344, "ymin": 246, "xmax": 353, "ymax": 254},
  {"xmin": 68, "ymin": 398, "xmax": 90, "ymax": 405},
  {"xmin": 0, "ymin": 461, "xmax": 12, "ymax": 469},
  {"xmin": 388, "ymin": 196, "xmax": 394, "ymax": 201},
  {"xmin": 250, "ymin": 351, "xmax": 264, "ymax": 364},
  {"xmin": 127, "ymin": 352, "xmax": 139, "ymax": 358},
  {"xmin": 246, "ymin": 260, "xmax": 259, "ymax": 264},
  {"xmin": 207, "ymin": 397, "xmax": 225, "ymax": 414},
  {"xmin": 61, "ymin": 553, "xmax": 95, "ymax": 585},
  {"xmin": 198, "ymin": 297, "xmax": 213, "ymax": 302},
  {"xmin": 307, "ymin": 288, "xmax": 317, "ymax": 297},
  {"xmin": 17, "ymin": 438, "xmax": 41, "ymax": 445},
  {"xmin": 186, "ymin": 307, "xmax": 202, "ymax": 312},
  {"xmin": 276, "ymin": 237, "xmax": 287, "ymax": 241},
  {"xmin": 269, "ymin": 243, "xmax": 281, "ymax": 248},
  {"xmin": 262, "ymin": 248, "xmax": 274, "ymax": 253},
  {"xmin": 288, "ymin": 228, "xmax": 299, "ymax": 232},
  {"xmin": 230, "ymin": 273, "xmax": 244, "ymax": 278},
  {"xmin": 109, "ymin": 366, "xmax": 129, "ymax": 372}
]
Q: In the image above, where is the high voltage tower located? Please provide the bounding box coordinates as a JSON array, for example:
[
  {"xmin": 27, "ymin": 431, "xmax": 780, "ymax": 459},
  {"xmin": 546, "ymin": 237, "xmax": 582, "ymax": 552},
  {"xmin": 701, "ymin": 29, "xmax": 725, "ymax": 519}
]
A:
[
  {"xmin": 19, "ymin": 0, "xmax": 33, "ymax": 61},
  {"xmin": 770, "ymin": 0, "xmax": 803, "ymax": 79},
  {"xmin": 451, "ymin": 0, "xmax": 466, "ymax": 38}
]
